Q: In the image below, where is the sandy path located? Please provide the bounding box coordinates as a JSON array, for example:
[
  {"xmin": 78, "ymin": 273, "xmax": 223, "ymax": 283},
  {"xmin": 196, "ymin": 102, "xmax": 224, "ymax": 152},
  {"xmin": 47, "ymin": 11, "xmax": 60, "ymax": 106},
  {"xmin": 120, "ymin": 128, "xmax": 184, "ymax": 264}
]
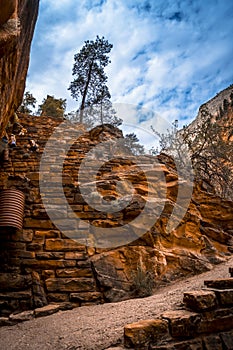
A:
[{"xmin": 0, "ymin": 256, "xmax": 232, "ymax": 350}]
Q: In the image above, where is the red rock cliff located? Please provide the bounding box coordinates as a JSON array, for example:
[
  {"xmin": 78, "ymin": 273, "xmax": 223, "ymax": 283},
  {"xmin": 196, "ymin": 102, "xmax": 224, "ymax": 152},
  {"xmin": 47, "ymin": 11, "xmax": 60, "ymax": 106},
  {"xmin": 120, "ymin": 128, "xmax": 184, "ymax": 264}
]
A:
[{"xmin": 0, "ymin": 0, "xmax": 39, "ymax": 136}]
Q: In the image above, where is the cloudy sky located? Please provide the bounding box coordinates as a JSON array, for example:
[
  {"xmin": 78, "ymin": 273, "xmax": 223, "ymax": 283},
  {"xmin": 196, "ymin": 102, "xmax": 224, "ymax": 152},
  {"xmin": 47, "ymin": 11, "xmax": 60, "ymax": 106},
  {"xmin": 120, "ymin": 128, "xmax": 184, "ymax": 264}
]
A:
[{"xmin": 26, "ymin": 0, "xmax": 233, "ymax": 146}]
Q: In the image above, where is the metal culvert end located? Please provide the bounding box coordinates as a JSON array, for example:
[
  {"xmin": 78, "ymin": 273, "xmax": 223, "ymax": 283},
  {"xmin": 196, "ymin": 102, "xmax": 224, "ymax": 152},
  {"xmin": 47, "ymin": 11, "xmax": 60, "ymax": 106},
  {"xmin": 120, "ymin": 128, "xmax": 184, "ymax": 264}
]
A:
[{"xmin": 0, "ymin": 189, "xmax": 25, "ymax": 229}]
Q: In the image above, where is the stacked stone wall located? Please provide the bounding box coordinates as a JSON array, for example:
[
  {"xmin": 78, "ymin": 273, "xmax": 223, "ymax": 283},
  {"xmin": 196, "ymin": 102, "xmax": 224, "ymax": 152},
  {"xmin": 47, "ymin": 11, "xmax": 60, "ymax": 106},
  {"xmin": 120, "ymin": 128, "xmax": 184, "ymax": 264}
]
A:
[{"xmin": 0, "ymin": 114, "xmax": 232, "ymax": 318}]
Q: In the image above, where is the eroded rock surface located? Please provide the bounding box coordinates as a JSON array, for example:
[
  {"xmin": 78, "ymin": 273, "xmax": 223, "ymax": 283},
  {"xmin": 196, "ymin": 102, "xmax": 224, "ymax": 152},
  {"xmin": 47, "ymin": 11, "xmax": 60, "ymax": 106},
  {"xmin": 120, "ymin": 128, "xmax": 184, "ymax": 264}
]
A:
[
  {"xmin": 0, "ymin": 108, "xmax": 232, "ymax": 314},
  {"xmin": 0, "ymin": 0, "xmax": 39, "ymax": 135}
]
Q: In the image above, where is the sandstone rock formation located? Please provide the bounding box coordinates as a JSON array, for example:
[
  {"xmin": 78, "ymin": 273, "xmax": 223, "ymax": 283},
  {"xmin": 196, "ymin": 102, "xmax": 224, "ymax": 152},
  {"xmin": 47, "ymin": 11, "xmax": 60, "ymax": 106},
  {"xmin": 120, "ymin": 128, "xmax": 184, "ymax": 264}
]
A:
[
  {"xmin": 0, "ymin": 0, "xmax": 17, "ymax": 26},
  {"xmin": 0, "ymin": 0, "xmax": 39, "ymax": 136},
  {"xmin": 0, "ymin": 90, "xmax": 232, "ymax": 316},
  {"xmin": 189, "ymin": 84, "xmax": 233, "ymax": 126},
  {"xmin": 0, "ymin": 0, "xmax": 232, "ymax": 317}
]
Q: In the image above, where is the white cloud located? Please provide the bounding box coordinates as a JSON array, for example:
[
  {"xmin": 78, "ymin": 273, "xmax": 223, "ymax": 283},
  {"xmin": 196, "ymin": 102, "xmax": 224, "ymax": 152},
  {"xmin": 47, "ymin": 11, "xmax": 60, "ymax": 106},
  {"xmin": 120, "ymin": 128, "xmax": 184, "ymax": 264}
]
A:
[{"xmin": 27, "ymin": 0, "xmax": 233, "ymax": 149}]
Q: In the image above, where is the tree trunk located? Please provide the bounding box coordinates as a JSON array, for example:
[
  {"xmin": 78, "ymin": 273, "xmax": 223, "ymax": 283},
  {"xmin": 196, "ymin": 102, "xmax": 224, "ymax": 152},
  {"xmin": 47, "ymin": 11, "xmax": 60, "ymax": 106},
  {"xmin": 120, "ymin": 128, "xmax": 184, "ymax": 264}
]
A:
[
  {"xmin": 100, "ymin": 101, "xmax": 103, "ymax": 125},
  {"xmin": 79, "ymin": 61, "xmax": 93, "ymax": 123}
]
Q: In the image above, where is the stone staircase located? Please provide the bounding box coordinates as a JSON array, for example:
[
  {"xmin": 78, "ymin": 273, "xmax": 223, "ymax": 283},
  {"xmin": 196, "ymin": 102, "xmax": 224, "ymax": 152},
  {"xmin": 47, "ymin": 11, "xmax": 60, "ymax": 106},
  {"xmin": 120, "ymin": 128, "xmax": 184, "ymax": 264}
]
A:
[
  {"xmin": 122, "ymin": 267, "xmax": 233, "ymax": 349},
  {"xmin": 0, "ymin": 116, "xmax": 102, "ymax": 317}
]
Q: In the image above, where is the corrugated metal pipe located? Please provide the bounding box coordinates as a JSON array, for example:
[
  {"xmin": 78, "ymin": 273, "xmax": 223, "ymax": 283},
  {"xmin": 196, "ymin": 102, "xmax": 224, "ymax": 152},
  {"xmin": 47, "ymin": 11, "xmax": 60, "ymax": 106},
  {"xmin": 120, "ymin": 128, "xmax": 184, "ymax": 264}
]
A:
[{"xmin": 0, "ymin": 189, "xmax": 25, "ymax": 229}]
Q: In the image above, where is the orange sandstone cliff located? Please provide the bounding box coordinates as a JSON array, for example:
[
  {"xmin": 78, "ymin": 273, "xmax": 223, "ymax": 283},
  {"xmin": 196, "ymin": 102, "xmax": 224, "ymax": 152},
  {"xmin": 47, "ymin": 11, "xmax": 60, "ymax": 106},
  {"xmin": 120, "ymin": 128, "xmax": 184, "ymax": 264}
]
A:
[
  {"xmin": 0, "ymin": 0, "xmax": 39, "ymax": 135},
  {"xmin": 0, "ymin": 98, "xmax": 232, "ymax": 317},
  {"xmin": 0, "ymin": 0, "xmax": 232, "ymax": 320}
]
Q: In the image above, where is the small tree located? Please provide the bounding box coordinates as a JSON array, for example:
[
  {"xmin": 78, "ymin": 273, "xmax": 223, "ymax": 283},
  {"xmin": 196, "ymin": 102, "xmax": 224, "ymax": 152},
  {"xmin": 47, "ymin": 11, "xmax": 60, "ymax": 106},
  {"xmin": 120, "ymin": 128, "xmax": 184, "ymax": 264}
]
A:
[
  {"xmin": 183, "ymin": 107, "xmax": 233, "ymax": 199},
  {"xmin": 151, "ymin": 120, "xmax": 179, "ymax": 152},
  {"xmin": 18, "ymin": 91, "xmax": 37, "ymax": 114},
  {"xmin": 93, "ymin": 85, "xmax": 122, "ymax": 126},
  {"xmin": 151, "ymin": 104, "xmax": 233, "ymax": 200},
  {"xmin": 68, "ymin": 35, "xmax": 113, "ymax": 124},
  {"xmin": 38, "ymin": 95, "xmax": 66, "ymax": 119},
  {"xmin": 82, "ymin": 98, "xmax": 122, "ymax": 128},
  {"xmin": 123, "ymin": 133, "xmax": 145, "ymax": 155}
]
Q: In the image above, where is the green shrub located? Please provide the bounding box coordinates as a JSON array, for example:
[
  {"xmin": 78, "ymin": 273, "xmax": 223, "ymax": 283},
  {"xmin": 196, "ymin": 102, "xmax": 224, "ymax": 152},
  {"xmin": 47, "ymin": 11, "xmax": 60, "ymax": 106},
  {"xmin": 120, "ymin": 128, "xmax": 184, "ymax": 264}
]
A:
[{"xmin": 131, "ymin": 264, "xmax": 155, "ymax": 298}]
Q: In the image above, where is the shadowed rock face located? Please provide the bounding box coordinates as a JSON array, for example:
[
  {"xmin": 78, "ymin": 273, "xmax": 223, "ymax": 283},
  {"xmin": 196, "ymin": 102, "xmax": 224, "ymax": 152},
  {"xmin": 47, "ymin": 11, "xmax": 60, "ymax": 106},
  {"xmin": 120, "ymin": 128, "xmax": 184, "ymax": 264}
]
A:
[
  {"xmin": 0, "ymin": 0, "xmax": 39, "ymax": 136},
  {"xmin": 0, "ymin": 0, "xmax": 16, "ymax": 26}
]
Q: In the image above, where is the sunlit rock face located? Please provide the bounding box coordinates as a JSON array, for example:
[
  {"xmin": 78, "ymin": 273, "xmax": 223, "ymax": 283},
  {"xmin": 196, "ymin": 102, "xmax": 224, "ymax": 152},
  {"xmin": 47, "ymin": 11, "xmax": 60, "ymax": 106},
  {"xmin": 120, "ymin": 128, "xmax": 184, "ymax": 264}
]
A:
[
  {"xmin": 0, "ymin": 0, "xmax": 39, "ymax": 136},
  {"xmin": 0, "ymin": 0, "xmax": 232, "ymax": 313},
  {"xmin": 187, "ymin": 84, "xmax": 233, "ymax": 141},
  {"xmin": 0, "ymin": 106, "xmax": 232, "ymax": 314}
]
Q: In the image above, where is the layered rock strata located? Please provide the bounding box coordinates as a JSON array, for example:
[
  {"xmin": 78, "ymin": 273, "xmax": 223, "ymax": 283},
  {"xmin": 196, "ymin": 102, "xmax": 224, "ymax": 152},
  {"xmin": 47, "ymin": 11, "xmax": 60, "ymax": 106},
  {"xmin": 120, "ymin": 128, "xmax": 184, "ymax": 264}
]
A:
[
  {"xmin": 0, "ymin": 110, "xmax": 232, "ymax": 316},
  {"xmin": 0, "ymin": 0, "xmax": 39, "ymax": 136}
]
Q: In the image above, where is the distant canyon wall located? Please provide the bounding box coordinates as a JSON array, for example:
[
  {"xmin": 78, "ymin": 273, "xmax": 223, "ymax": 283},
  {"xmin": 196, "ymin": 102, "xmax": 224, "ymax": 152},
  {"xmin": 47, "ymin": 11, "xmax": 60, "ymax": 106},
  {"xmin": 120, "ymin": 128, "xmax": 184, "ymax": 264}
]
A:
[{"xmin": 0, "ymin": 0, "xmax": 39, "ymax": 136}]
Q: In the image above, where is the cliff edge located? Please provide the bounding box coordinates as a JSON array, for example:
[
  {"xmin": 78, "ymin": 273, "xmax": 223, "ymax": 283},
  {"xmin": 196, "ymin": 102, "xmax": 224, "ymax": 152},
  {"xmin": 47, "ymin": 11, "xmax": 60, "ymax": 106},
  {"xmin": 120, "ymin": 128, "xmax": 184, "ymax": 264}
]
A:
[{"xmin": 0, "ymin": 0, "xmax": 39, "ymax": 136}]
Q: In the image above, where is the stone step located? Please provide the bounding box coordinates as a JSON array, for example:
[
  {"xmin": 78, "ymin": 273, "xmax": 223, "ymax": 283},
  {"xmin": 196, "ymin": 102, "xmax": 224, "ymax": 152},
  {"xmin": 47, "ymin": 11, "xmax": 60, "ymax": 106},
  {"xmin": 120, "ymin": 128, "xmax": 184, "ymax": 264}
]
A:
[
  {"xmin": 161, "ymin": 310, "xmax": 201, "ymax": 339},
  {"xmin": 204, "ymin": 278, "xmax": 233, "ymax": 290},
  {"xmin": 124, "ymin": 310, "xmax": 233, "ymax": 349},
  {"xmin": 124, "ymin": 319, "xmax": 170, "ymax": 349},
  {"xmin": 34, "ymin": 303, "xmax": 60, "ymax": 317},
  {"xmin": 150, "ymin": 331, "xmax": 233, "ymax": 349},
  {"xmin": 183, "ymin": 290, "xmax": 217, "ymax": 312},
  {"xmin": 211, "ymin": 288, "xmax": 233, "ymax": 307}
]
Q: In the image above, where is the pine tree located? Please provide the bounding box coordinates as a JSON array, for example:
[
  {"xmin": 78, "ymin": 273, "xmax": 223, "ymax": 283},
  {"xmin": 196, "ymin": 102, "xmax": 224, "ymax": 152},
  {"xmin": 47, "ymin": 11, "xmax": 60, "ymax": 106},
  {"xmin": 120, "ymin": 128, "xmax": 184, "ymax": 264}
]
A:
[
  {"xmin": 68, "ymin": 35, "xmax": 113, "ymax": 124},
  {"xmin": 18, "ymin": 91, "xmax": 37, "ymax": 114},
  {"xmin": 124, "ymin": 133, "xmax": 145, "ymax": 155}
]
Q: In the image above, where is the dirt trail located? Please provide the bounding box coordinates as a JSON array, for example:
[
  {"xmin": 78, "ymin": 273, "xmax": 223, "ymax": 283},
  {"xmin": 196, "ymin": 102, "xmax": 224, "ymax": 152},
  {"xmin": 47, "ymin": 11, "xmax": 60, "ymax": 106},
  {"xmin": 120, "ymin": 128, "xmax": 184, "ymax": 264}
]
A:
[{"xmin": 0, "ymin": 257, "xmax": 232, "ymax": 350}]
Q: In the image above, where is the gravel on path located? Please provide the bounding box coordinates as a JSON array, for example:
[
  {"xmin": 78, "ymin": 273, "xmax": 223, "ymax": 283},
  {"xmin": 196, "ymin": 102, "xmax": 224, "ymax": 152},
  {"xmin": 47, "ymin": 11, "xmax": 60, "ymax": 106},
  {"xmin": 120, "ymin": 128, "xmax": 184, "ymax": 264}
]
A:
[{"xmin": 0, "ymin": 256, "xmax": 232, "ymax": 350}]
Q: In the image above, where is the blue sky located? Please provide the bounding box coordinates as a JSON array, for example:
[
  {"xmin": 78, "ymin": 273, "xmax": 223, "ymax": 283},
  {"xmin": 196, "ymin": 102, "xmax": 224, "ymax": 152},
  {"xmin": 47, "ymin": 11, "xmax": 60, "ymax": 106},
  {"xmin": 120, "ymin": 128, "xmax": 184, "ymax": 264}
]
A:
[{"xmin": 26, "ymin": 0, "xmax": 233, "ymax": 141}]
